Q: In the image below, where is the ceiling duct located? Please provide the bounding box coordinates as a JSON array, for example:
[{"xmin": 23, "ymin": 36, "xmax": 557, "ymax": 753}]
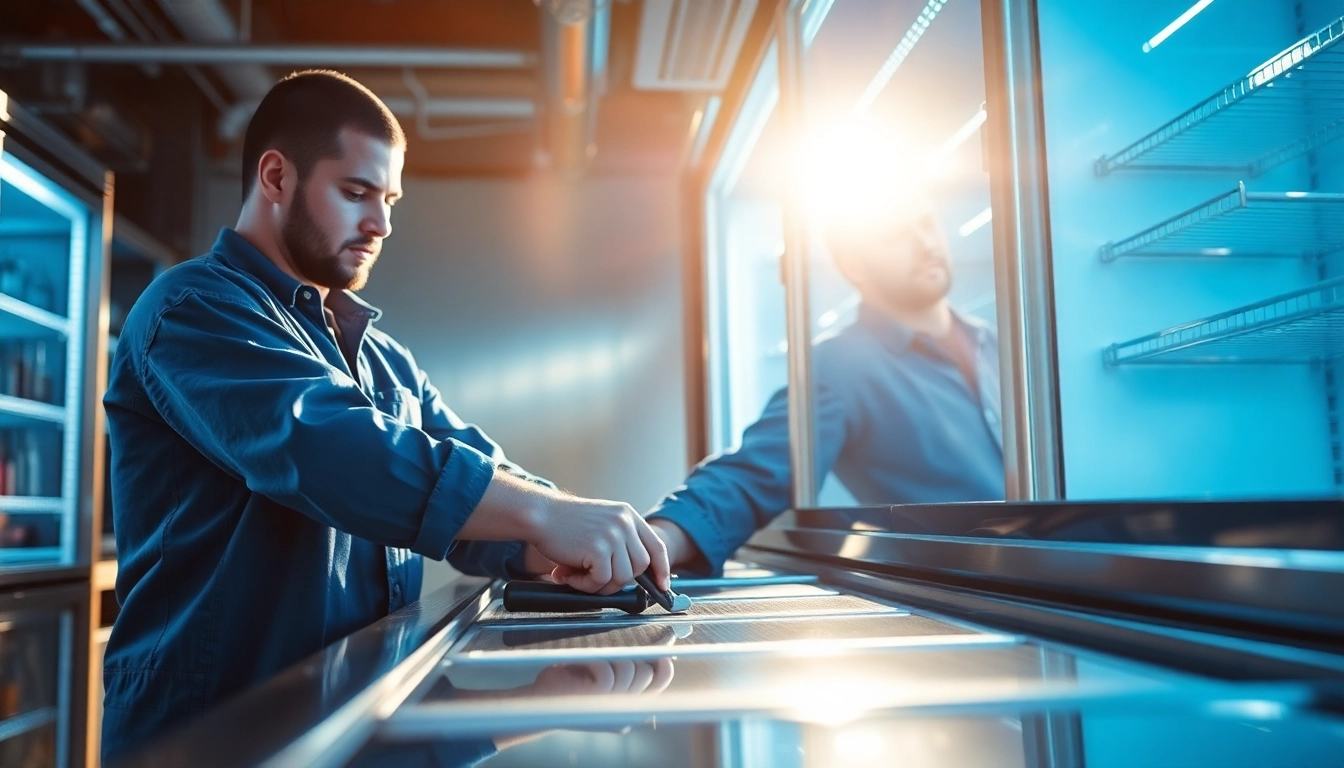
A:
[
  {"xmin": 153, "ymin": 0, "xmax": 271, "ymax": 139},
  {"xmin": 537, "ymin": 0, "xmax": 609, "ymax": 171},
  {"xmin": 633, "ymin": 0, "xmax": 757, "ymax": 91}
]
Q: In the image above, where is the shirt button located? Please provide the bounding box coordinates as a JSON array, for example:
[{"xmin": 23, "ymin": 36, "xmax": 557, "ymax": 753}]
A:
[{"xmin": 301, "ymin": 289, "xmax": 312, "ymax": 300}]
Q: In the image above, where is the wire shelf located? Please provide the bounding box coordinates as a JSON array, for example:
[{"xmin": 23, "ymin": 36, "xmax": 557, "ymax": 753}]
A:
[
  {"xmin": 0, "ymin": 394, "xmax": 65, "ymax": 426},
  {"xmin": 1105, "ymin": 276, "xmax": 1344, "ymax": 365},
  {"xmin": 1099, "ymin": 183, "xmax": 1344, "ymax": 261},
  {"xmin": 1097, "ymin": 17, "xmax": 1344, "ymax": 177}
]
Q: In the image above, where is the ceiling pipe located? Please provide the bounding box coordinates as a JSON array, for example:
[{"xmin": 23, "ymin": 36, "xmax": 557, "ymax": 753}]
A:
[
  {"xmin": 4, "ymin": 42, "xmax": 540, "ymax": 69},
  {"xmin": 380, "ymin": 96, "xmax": 536, "ymax": 120},
  {"xmin": 73, "ymin": 0, "xmax": 160, "ymax": 77},
  {"xmin": 537, "ymin": 0, "xmax": 605, "ymax": 171}
]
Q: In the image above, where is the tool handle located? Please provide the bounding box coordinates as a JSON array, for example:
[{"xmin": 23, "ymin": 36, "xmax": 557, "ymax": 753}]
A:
[{"xmin": 502, "ymin": 581, "xmax": 649, "ymax": 614}]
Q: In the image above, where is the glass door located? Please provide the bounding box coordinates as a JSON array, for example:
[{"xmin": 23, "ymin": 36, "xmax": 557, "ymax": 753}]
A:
[
  {"xmin": 792, "ymin": 0, "xmax": 1006, "ymax": 509},
  {"xmin": 0, "ymin": 133, "xmax": 100, "ymax": 573},
  {"xmin": 703, "ymin": 41, "xmax": 790, "ymax": 457}
]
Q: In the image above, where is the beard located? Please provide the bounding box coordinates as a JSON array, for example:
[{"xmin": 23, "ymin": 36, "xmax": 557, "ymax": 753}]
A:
[
  {"xmin": 281, "ymin": 183, "xmax": 377, "ymax": 291},
  {"xmin": 871, "ymin": 251, "xmax": 952, "ymax": 312}
]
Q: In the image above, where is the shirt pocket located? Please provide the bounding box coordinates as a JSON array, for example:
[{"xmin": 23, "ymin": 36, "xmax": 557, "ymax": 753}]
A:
[{"xmin": 372, "ymin": 385, "xmax": 423, "ymax": 430}]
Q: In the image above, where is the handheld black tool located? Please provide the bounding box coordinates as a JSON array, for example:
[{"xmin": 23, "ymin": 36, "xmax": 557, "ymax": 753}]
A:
[
  {"xmin": 502, "ymin": 580, "xmax": 651, "ymax": 615},
  {"xmin": 502, "ymin": 571, "xmax": 693, "ymax": 615},
  {"xmin": 634, "ymin": 570, "xmax": 692, "ymax": 613}
]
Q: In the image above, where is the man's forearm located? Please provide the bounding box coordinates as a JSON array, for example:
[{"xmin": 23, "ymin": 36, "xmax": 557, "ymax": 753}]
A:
[
  {"xmin": 456, "ymin": 468, "xmax": 550, "ymax": 542},
  {"xmin": 649, "ymin": 518, "xmax": 702, "ymax": 569}
]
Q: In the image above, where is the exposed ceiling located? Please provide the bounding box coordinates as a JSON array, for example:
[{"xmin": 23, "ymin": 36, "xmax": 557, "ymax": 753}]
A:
[
  {"xmin": 0, "ymin": 0, "xmax": 725, "ymax": 254},
  {"xmin": 0, "ymin": 0, "xmax": 702, "ymax": 178}
]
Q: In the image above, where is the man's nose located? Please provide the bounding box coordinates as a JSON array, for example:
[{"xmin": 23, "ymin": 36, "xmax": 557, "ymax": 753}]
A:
[{"xmin": 362, "ymin": 206, "xmax": 392, "ymax": 239}]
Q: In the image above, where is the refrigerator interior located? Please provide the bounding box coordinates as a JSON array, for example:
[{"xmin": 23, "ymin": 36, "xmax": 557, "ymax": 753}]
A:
[
  {"xmin": 1038, "ymin": 0, "xmax": 1344, "ymax": 499},
  {"xmin": 0, "ymin": 149, "xmax": 92, "ymax": 571}
]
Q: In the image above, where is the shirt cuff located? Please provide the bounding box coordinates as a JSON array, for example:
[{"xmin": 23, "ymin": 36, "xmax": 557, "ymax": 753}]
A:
[
  {"xmin": 411, "ymin": 441, "xmax": 496, "ymax": 560},
  {"xmin": 648, "ymin": 504, "xmax": 731, "ymax": 578}
]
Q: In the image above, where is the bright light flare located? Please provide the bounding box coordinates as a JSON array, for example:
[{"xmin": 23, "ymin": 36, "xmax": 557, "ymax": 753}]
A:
[{"xmin": 798, "ymin": 121, "xmax": 929, "ymax": 235}]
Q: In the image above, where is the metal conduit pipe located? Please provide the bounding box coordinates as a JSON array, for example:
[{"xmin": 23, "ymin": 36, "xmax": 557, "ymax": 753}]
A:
[
  {"xmin": 538, "ymin": 0, "xmax": 599, "ymax": 170},
  {"xmin": 3, "ymin": 43, "xmax": 540, "ymax": 69}
]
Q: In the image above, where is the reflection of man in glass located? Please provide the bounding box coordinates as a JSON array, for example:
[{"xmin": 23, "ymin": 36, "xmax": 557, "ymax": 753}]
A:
[{"xmin": 647, "ymin": 194, "xmax": 1004, "ymax": 574}]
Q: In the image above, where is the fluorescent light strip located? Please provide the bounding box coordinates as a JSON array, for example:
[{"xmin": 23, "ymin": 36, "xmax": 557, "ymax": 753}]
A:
[
  {"xmin": 933, "ymin": 108, "xmax": 987, "ymax": 160},
  {"xmin": 1143, "ymin": 0, "xmax": 1216, "ymax": 53},
  {"xmin": 851, "ymin": 0, "xmax": 947, "ymax": 117},
  {"xmin": 803, "ymin": 0, "xmax": 838, "ymax": 47},
  {"xmin": 958, "ymin": 207, "xmax": 992, "ymax": 238}
]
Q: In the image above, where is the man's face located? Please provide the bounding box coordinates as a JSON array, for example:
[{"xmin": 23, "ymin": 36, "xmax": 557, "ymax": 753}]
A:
[
  {"xmin": 281, "ymin": 128, "xmax": 404, "ymax": 291},
  {"xmin": 831, "ymin": 199, "xmax": 953, "ymax": 312}
]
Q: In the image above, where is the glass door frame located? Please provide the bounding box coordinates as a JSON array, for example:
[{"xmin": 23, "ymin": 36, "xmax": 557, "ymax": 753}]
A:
[{"xmin": 979, "ymin": 0, "xmax": 1065, "ymax": 501}]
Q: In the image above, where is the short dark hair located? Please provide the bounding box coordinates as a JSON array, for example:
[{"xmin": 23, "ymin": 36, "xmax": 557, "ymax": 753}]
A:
[{"xmin": 240, "ymin": 70, "xmax": 406, "ymax": 202}]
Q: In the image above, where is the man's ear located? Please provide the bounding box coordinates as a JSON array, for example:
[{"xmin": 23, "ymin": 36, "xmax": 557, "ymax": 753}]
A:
[{"xmin": 255, "ymin": 149, "xmax": 290, "ymax": 205}]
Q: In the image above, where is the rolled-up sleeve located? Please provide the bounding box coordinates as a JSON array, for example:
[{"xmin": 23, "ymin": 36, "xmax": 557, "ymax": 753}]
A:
[
  {"xmin": 140, "ymin": 291, "xmax": 496, "ymax": 560},
  {"xmin": 418, "ymin": 373, "xmax": 556, "ymax": 490},
  {"xmin": 649, "ymin": 381, "xmax": 849, "ymax": 576},
  {"xmin": 417, "ymin": 370, "xmax": 552, "ymax": 577}
]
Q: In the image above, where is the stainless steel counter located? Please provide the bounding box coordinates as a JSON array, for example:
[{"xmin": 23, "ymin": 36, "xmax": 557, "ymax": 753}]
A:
[{"xmin": 112, "ymin": 502, "xmax": 1344, "ymax": 768}]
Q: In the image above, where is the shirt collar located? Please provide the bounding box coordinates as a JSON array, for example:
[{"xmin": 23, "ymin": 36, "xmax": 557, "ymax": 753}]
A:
[
  {"xmin": 857, "ymin": 301, "xmax": 988, "ymax": 357},
  {"xmin": 210, "ymin": 227, "xmax": 382, "ymax": 321}
]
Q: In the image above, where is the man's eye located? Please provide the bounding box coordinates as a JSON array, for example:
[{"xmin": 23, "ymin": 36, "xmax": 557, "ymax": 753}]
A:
[{"xmin": 344, "ymin": 190, "xmax": 365, "ymax": 201}]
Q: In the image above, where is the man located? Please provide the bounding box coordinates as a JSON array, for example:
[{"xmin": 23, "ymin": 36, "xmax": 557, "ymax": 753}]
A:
[
  {"xmin": 647, "ymin": 197, "xmax": 1004, "ymax": 574},
  {"xmin": 101, "ymin": 70, "xmax": 668, "ymax": 761}
]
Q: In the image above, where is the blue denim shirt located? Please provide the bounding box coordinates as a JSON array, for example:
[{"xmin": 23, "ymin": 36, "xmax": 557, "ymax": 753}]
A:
[
  {"xmin": 101, "ymin": 228, "xmax": 538, "ymax": 761},
  {"xmin": 650, "ymin": 305, "xmax": 1004, "ymax": 574}
]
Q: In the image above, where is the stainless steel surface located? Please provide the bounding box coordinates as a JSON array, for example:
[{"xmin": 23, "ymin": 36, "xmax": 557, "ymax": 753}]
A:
[
  {"xmin": 4, "ymin": 43, "xmax": 539, "ymax": 69},
  {"xmin": 779, "ymin": 0, "xmax": 819, "ymax": 508},
  {"xmin": 111, "ymin": 578, "xmax": 492, "ymax": 768},
  {"xmin": 384, "ymin": 642, "xmax": 1218, "ymax": 740},
  {"xmin": 476, "ymin": 593, "xmax": 896, "ymax": 625},
  {"xmin": 114, "ymin": 544, "xmax": 1344, "ymax": 766},
  {"xmin": 671, "ymin": 583, "xmax": 835, "ymax": 599},
  {"xmin": 455, "ymin": 613, "xmax": 990, "ymax": 657},
  {"xmin": 744, "ymin": 525, "xmax": 1344, "ymax": 636},
  {"xmin": 981, "ymin": 0, "xmax": 1064, "ymax": 501}
]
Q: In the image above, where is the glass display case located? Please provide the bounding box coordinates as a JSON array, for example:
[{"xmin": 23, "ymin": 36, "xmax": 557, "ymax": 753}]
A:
[
  {"xmin": 691, "ymin": 0, "xmax": 1007, "ymax": 510},
  {"xmin": 1031, "ymin": 0, "xmax": 1344, "ymax": 500},
  {"xmin": 0, "ymin": 101, "xmax": 106, "ymax": 575},
  {"xmin": 0, "ymin": 87, "xmax": 110, "ymax": 768},
  {"xmin": 690, "ymin": 0, "xmax": 1344, "ymax": 508},
  {"xmin": 0, "ymin": 583, "xmax": 91, "ymax": 768}
]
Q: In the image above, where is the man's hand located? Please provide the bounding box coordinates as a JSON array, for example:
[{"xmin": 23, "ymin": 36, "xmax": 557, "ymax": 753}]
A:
[
  {"xmin": 534, "ymin": 497, "xmax": 670, "ymax": 595},
  {"xmin": 458, "ymin": 469, "xmax": 670, "ymax": 596}
]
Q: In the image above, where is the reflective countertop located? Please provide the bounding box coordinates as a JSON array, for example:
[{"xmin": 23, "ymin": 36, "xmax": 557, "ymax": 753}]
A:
[{"xmin": 355, "ymin": 699, "xmax": 1344, "ymax": 768}]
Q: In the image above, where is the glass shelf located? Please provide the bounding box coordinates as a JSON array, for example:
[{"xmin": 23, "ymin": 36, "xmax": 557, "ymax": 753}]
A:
[
  {"xmin": 1099, "ymin": 183, "xmax": 1344, "ymax": 261},
  {"xmin": 0, "ymin": 546, "xmax": 62, "ymax": 566},
  {"xmin": 0, "ymin": 395, "xmax": 64, "ymax": 427},
  {"xmin": 0, "ymin": 293, "xmax": 68, "ymax": 338},
  {"xmin": 0, "ymin": 706, "xmax": 57, "ymax": 743},
  {"xmin": 0, "ymin": 497, "xmax": 63, "ymax": 514},
  {"xmin": 1105, "ymin": 276, "xmax": 1344, "ymax": 365},
  {"xmin": 1096, "ymin": 16, "xmax": 1344, "ymax": 177}
]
